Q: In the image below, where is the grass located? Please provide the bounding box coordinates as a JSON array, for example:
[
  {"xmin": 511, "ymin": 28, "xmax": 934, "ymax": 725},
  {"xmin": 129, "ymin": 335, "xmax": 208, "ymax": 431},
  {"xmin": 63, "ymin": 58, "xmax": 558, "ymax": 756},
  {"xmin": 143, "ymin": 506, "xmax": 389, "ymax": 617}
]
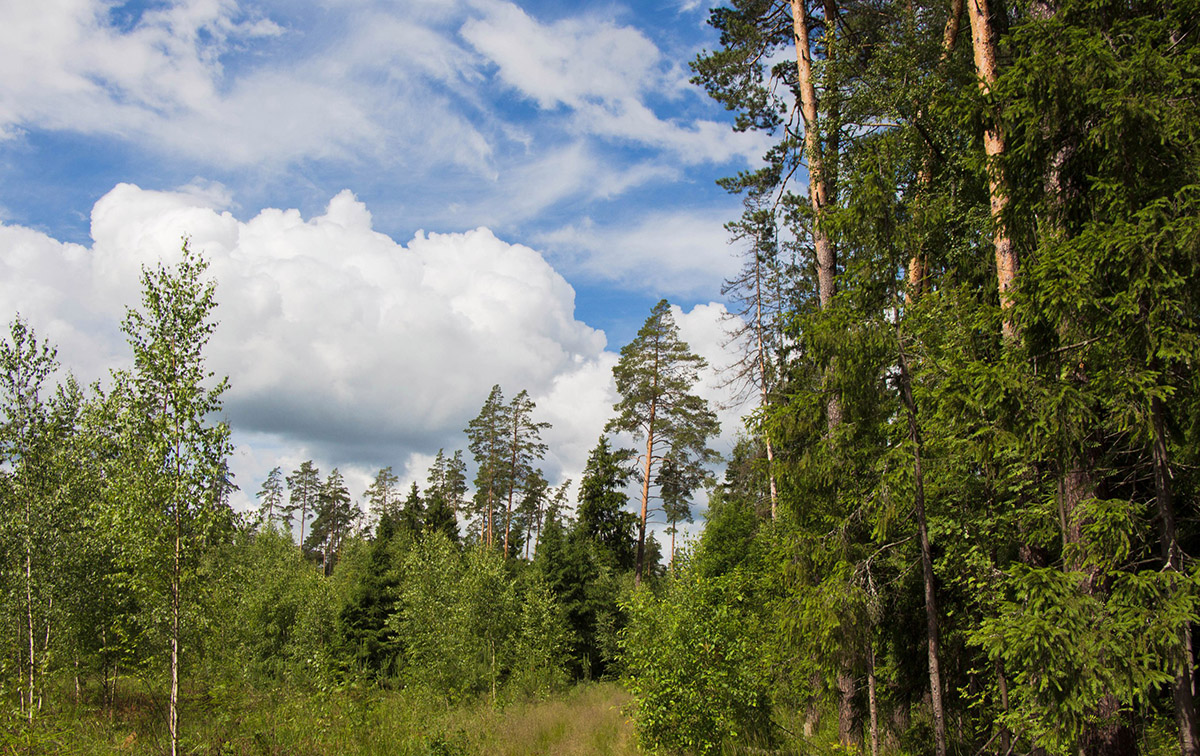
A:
[{"xmin": 0, "ymin": 680, "xmax": 641, "ymax": 755}]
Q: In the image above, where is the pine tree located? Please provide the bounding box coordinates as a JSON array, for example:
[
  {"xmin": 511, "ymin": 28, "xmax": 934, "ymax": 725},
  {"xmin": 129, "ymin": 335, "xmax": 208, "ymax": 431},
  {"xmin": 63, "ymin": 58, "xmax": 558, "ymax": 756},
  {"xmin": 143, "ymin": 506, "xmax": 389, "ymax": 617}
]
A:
[
  {"xmin": 256, "ymin": 466, "xmax": 285, "ymax": 529},
  {"xmin": 607, "ymin": 300, "xmax": 719, "ymax": 585},
  {"xmin": 285, "ymin": 461, "xmax": 320, "ymax": 552},
  {"xmin": 502, "ymin": 390, "xmax": 549, "ymax": 559},
  {"xmin": 364, "ymin": 466, "xmax": 400, "ymax": 530},
  {"xmin": 426, "ymin": 449, "xmax": 468, "ymax": 517},
  {"xmin": 307, "ymin": 468, "xmax": 355, "ymax": 575},
  {"xmin": 466, "ymin": 385, "xmax": 509, "ymax": 548}
]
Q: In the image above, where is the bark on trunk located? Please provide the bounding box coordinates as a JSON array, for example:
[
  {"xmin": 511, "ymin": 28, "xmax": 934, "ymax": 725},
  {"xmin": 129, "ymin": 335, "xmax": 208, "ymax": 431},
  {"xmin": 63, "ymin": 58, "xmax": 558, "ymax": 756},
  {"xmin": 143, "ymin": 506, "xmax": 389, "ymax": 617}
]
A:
[
  {"xmin": 790, "ymin": 0, "xmax": 841, "ymax": 429},
  {"xmin": 908, "ymin": 0, "xmax": 965, "ymax": 299},
  {"xmin": 1152, "ymin": 392, "xmax": 1199, "ymax": 755},
  {"xmin": 838, "ymin": 669, "xmax": 857, "ymax": 748},
  {"xmin": 504, "ymin": 422, "xmax": 519, "ymax": 559},
  {"xmin": 171, "ymin": 514, "xmax": 181, "ymax": 756},
  {"xmin": 898, "ymin": 344, "xmax": 948, "ymax": 756},
  {"xmin": 754, "ymin": 247, "xmax": 779, "ymax": 519},
  {"xmin": 966, "ymin": 0, "xmax": 1017, "ymax": 340},
  {"xmin": 634, "ymin": 424, "xmax": 655, "ymax": 587},
  {"xmin": 25, "ymin": 522, "xmax": 35, "ymax": 722},
  {"xmin": 997, "ymin": 659, "xmax": 1012, "ymax": 754},
  {"xmin": 868, "ymin": 638, "xmax": 880, "ymax": 756},
  {"xmin": 1079, "ymin": 694, "xmax": 1138, "ymax": 756}
]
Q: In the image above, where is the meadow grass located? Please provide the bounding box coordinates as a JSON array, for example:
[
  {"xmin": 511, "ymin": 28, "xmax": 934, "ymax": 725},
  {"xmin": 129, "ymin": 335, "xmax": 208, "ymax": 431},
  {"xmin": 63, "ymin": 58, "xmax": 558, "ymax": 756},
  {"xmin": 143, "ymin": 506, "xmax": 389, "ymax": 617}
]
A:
[{"xmin": 0, "ymin": 679, "xmax": 641, "ymax": 755}]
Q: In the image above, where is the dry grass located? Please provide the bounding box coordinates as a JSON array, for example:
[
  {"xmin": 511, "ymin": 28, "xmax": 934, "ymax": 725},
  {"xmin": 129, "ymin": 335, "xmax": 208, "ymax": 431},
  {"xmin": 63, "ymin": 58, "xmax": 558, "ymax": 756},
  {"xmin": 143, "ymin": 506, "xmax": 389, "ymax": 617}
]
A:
[{"xmin": 450, "ymin": 683, "xmax": 639, "ymax": 755}]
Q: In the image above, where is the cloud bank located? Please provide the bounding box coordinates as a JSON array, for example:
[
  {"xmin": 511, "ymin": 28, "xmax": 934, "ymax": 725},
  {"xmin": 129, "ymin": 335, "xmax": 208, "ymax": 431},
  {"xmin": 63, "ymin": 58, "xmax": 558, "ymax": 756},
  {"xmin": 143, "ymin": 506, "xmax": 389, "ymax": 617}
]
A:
[{"xmin": 0, "ymin": 183, "xmax": 745, "ymax": 515}]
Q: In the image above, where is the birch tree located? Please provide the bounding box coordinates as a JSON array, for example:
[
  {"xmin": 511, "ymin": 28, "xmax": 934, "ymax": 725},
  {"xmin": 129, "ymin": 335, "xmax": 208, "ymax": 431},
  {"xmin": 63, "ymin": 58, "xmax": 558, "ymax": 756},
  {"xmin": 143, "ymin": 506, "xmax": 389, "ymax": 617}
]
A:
[
  {"xmin": 120, "ymin": 242, "xmax": 232, "ymax": 756},
  {"xmin": 0, "ymin": 318, "xmax": 58, "ymax": 720}
]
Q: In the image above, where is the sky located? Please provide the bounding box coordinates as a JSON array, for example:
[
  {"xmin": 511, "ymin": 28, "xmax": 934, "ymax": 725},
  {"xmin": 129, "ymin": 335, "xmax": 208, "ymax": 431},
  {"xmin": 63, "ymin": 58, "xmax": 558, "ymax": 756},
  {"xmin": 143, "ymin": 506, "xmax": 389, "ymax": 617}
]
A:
[{"xmin": 0, "ymin": 0, "xmax": 773, "ymax": 537}]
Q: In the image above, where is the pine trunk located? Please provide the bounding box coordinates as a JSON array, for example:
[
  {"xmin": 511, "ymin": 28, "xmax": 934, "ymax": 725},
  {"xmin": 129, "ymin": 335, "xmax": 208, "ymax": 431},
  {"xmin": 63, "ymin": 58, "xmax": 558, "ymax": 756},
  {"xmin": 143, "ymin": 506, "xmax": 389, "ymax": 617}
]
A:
[
  {"xmin": 790, "ymin": 0, "xmax": 842, "ymax": 429},
  {"xmin": 505, "ymin": 422, "xmax": 518, "ymax": 558},
  {"xmin": 966, "ymin": 0, "xmax": 1016, "ymax": 339},
  {"xmin": 634, "ymin": 424, "xmax": 655, "ymax": 587},
  {"xmin": 908, "ymin": 0, "xmax": 964, "ymax": 297}
]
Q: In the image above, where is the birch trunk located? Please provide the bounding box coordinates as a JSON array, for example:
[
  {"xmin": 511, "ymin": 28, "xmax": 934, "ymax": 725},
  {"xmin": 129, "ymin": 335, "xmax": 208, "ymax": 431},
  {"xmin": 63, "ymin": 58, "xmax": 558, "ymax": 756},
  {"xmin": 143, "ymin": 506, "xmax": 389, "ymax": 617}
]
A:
[
  {"xmin": 170, "ymin": 509, "xmax": 181, "ymax": 756},
  {"xmin": 25, "ymin": 509, "xmax": 35, "ymax": 722}
]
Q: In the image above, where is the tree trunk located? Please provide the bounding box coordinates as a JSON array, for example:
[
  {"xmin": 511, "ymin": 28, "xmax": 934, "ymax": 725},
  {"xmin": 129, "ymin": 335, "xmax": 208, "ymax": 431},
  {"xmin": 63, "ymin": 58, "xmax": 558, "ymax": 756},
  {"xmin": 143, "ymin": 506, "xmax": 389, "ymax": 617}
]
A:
[
  {"xmin": 25, "ymin": 516, "xmax": 35, "ymax": 722},
  {"xmin": 838, "ymin": 670, "xmax": 856, "ymax": 747},
  {"xmin": 300, "ymin": 496, "xmax": 308, "ymax": 553},
  {"xmin": 997, "ymin": 659, "xmax": 1012, "ymax": 754},
  {"xmin": 634, "ymin": 424, "xmax": 655, "ymax": 587},
  {"xmin": 898, "ymin": 343, "xmax": 948, "ymax": 756},
  {"xmin": 669, "ymin": 524, "xmax": 677, "ymax": 574},
  {"xmin": 171, "ymin": 511, "xmax": 181, "ymax": 756},
  {"xmin": 74, "ymin": 654, "xmax": 81, "ymax": 704},
  {"xmin": 754, "ymin": 247, "xmax": 780, "ymax": 519},
  {"xmin": 486, "ymin": 483, "xmax": 495, "ymax": 549},
  {"xmin": 908, "ymin": 0, "xmax": 965, "ymax": 298},
  {"xmin": 868, "ymin": 638, "xmax": 880, "ymax": 756},
  {"xmin": 790, "ymin": 0, "xmax": 842, "ymax": 429},
  {"xmin": 1152, "ymin": 392, "xmax": 1199, "ymax": 755},
  {"xmin": 524, "ymin": 514, "xmax": 533, "ymax": 560},
  {"xmin": 505, "ymin": 423, "xmax": 518, "ymax": 559},
  {"xmin": 966, "ymin": 0, "xmax": 1016, "ymax": 340}
]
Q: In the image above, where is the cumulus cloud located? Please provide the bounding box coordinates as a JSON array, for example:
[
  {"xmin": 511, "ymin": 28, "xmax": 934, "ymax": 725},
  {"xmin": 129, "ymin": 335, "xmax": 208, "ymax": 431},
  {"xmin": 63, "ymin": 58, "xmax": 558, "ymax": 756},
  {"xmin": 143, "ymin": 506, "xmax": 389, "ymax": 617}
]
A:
[{"xmin": 1, "ymin": 184, "xmax": 753, "ymax": 518}]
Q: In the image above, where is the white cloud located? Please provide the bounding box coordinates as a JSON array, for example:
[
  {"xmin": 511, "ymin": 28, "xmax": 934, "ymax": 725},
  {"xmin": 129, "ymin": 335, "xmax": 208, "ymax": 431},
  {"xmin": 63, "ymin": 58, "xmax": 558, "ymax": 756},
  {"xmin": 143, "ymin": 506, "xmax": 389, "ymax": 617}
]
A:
[
  {"xmin": 460, "ymin": 0, "xmax": 768, "ymax": 166},
  {"xmin": 0, "ymin": 183, "xmax": 647, "ymax": 510},
  {"xmin": 0, "ymin": 183, "xmax": 749, "ymax": 527},
  {"xmin": 0, "ymin": 0, "xmax": 493, "ymax": 172}
]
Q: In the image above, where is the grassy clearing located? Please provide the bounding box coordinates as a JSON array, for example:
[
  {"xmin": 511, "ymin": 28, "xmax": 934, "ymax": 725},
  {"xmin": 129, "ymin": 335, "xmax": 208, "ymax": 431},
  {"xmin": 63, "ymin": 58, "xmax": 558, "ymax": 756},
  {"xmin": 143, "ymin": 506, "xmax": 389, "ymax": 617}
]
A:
[{"xmin": 0, "ymin": 680, "xmax": 640, "ymax": 755}]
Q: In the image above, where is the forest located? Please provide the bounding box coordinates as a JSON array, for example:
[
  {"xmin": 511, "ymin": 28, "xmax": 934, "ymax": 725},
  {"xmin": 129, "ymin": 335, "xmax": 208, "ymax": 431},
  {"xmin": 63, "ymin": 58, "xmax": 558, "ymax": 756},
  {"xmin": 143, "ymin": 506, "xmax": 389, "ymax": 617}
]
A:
[{"xmin": 2, "ymin": 0, "xmax": 1199, "ymax": 753}]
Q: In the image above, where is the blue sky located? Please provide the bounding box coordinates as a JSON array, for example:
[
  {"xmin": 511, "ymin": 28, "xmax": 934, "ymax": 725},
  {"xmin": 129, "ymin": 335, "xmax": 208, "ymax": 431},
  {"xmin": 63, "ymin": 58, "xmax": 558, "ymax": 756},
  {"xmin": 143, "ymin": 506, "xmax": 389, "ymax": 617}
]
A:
[{"xmin": 0, "ymin": 0, "xmax": 773, "ymax": 524}]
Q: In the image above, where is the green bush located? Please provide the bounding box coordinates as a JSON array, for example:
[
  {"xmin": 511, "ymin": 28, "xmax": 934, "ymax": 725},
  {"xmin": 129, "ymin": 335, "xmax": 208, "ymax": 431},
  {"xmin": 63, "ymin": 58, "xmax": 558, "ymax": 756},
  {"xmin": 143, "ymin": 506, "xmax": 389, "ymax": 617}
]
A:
[{"xmin": 620, "ymin": 560, "xmax": 774, "ymax": 754}]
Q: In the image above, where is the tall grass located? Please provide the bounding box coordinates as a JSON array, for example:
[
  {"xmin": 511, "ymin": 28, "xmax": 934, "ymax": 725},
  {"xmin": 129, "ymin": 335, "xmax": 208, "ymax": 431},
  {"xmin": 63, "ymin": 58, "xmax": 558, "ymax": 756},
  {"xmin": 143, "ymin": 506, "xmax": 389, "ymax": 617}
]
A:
[{"xmin": 0, "ymin": 679, "xmax": 640, "ymax": 755}]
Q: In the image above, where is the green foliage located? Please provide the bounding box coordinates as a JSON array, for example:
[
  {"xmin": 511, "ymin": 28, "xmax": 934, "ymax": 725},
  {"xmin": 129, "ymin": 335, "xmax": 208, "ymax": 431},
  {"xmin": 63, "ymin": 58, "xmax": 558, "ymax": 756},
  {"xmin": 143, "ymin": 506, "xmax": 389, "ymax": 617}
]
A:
[
  {"xmin": 393, "ymin": 535, "xmax": 570, "ymax": 702},
  {"xmin": 575, "ymin": 437, "xmax": 637, "ymax": 572},
  {"xmin": 621, "ymin": 560, "xmax": 774, "ymax": 755},
  {"xmin": 213, "ymin": 526, "xmax": 335, "ymax": 684},
  {"xmin": 607, "ymin": 300, "xmax": 720, "ymax": 583}
]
